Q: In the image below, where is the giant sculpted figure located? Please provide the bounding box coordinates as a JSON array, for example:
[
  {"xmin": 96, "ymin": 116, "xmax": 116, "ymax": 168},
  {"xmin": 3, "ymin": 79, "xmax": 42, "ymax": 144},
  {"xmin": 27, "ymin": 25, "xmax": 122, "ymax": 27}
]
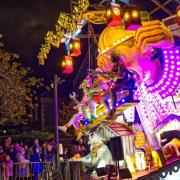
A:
[{"xmin": 97, "ymin": 20, "xmax": 174, "ymax": 86}]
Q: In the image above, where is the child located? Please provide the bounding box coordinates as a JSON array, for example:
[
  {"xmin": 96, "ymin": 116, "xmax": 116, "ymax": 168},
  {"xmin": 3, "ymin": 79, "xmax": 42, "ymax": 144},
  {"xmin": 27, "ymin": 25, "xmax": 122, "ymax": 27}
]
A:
[{"xmin": 2, "ymin": 154, "xmax": 13, "ymax": 180}]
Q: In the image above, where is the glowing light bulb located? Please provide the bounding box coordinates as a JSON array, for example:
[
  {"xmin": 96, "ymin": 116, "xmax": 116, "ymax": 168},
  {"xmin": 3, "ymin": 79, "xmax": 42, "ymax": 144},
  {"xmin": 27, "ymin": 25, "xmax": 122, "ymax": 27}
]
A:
[
  {"xmin": 124, "ymin": 12, "xmax": 129, "ymax": 21},
  {"xmin": 132, "ymin": 10, "xmax": 139, "ymax": 18},
  {"xmin": 74, "ymin": 42, "xmax": 80, "ymax": 49},
  {"xmin": 62, "ymin": 61, "xmax": 65, "ymax": 67},
  {"xmin": 113, "ymin": 7, "xmax": 121, "ymax": 16},
  {"xmin": 107, "ymin": 9, "xmax": 111, "ymax": 18}
]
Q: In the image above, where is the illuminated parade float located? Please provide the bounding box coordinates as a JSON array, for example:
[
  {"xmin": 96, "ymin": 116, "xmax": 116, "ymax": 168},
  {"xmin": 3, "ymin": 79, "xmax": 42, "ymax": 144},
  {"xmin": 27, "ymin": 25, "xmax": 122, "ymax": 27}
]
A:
[{"xmin": 38, "ymin": 0, "xmax": 180, "ymax": 179}]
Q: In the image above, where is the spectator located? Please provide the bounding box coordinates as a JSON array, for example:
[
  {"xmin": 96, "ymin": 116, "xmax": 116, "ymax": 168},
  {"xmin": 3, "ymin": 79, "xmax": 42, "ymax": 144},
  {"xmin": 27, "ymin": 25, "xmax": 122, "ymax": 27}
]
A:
[
  {"xmin": 69, "ymin": 144, "xmax": 81, "ymax": 160},
  {"xmin": 0, "ymin": 145, "xmax": 6, "ymax": 162},
  {"xmin": 12, "ymin": 143, "xmax": 21, "ymax": 163},
  {"xmin": 30, "ymin": 139, "xmax": 42, "ymax": 156},
  {"xmin": 24, "ymin": 145, "xmax": 30, "ymax": 159},
  {"xmin": 2, "ymin": 154, "xmax": 13, "ymax": 180},
  {"xmin": 16, "ymin": 147, "xmax": 30, "ymax": 179},
  {"xmin": 45, "ymin": 143, "xmax": 55, "ymax": 162},
  {"xmin": 30, "ymin": 147, "xmax": 43, "ymax": 180},
  {"xmin": 3, "ymin": 137, "xmax": 12, "ymax": 153}
]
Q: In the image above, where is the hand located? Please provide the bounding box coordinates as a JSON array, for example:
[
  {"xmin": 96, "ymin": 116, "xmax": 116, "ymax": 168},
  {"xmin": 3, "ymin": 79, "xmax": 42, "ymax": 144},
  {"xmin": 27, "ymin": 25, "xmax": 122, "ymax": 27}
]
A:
[{"xmin": 135, "ymin": 20, "xmax": 174, "ymax": 53}]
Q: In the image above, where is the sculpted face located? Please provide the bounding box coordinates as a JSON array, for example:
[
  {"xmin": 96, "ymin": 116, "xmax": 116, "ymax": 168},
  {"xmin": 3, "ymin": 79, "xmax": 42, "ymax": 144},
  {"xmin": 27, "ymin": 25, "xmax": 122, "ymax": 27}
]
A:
[{"xmin": 97, "ymin": 21, "xmax": 174, "ymax": 86}]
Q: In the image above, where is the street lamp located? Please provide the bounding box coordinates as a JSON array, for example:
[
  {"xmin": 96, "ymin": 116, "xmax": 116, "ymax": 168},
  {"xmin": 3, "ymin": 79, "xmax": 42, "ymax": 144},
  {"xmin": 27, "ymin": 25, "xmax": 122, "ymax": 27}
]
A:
[{"xmin": 53, "ymin": 74, "xmax": 65, "ymax": 162}]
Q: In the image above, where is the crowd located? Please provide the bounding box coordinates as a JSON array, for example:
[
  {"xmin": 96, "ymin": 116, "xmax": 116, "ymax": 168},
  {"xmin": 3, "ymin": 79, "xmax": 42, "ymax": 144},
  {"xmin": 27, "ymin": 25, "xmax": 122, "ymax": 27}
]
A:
[
  {"xmin": 0, "ymin": 136, "xmax": 90, "ymax": 180},
  {"xmin": 0, "ymin": 137, "xmax": 56, "ymax": 180}
]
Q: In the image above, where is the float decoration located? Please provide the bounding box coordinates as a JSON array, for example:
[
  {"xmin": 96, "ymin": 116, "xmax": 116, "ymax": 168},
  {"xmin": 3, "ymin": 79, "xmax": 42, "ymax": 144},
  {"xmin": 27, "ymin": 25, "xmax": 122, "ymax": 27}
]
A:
[{"xmin": 38, "ymin": 0, "xmax": 89, "ymax": 65}]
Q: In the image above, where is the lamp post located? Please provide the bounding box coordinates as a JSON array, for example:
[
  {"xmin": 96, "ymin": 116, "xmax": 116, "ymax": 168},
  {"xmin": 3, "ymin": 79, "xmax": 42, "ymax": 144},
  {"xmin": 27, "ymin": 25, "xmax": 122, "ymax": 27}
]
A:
[
  {"xmin": 53, "ymin": 74, "xmax": 59, "ymax": 162},
  {"xmin": 53, "ymin": 74, "xmax": 65, "ymax": 163}
]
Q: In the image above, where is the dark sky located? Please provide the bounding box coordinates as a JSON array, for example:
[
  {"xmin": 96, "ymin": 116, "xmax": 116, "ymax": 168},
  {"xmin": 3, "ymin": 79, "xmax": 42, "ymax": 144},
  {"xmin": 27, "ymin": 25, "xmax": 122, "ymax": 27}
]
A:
[{"xmin": 0, "ymin": 0, "xmax": 178, "ymax": 101}]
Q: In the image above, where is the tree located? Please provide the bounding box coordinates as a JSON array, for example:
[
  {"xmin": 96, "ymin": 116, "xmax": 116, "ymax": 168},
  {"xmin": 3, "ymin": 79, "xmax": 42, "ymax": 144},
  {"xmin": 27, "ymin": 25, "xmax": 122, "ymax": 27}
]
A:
[{"xmin": 0, "ymin": 35, "xmax": 42, "ymax": 125}]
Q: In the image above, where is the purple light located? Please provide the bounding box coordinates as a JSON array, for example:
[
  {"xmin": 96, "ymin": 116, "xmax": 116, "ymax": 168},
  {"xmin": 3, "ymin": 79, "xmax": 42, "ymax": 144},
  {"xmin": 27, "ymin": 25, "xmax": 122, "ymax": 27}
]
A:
[
  {"xmin": 146, "ymin": 47, "xmax": 180, "ymax": 99},
  {"xmin": 122, "ymin": 99, "xmax": 125, "ymax": 102},
  {"xmin": 171, "ymin": 65, "xmax": 175, "ymax": 69}
]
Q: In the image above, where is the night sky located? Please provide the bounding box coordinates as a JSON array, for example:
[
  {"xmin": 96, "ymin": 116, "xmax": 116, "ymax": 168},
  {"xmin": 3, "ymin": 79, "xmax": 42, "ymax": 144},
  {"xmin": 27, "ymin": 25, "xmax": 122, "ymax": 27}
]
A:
[{"xmin": 0, "ymin": 0, "xmax": 178, "ymax": 101}]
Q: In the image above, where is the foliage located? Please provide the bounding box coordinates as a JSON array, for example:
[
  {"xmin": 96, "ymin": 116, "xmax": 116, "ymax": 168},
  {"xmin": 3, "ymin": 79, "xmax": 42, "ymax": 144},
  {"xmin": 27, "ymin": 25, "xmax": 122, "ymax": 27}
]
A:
[
  {"xmin": 22, "ymin": 130, "xmax": 55, "ymax": 144},
  {"xmin": 58, "ymin": 101, "xmax": 78, "ymax": 136},
  {"xmin": 0, "ymin": 36, "xmax": 42, "ymax": 125}
]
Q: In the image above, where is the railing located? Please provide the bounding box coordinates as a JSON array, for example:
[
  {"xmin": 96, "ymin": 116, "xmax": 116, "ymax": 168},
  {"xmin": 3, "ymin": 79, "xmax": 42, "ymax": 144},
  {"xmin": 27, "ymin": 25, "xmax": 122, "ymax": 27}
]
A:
[{"xmin": 0, "ymin": 161, "xmax": 58, "ymax": 180}]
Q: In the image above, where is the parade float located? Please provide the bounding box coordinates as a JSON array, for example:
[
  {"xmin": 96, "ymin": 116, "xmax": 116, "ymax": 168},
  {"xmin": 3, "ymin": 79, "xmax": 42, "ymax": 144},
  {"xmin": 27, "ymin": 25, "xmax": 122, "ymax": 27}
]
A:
[{"xmin": 39, "ymin": 1, "xmax": 180, "ymax": 179}]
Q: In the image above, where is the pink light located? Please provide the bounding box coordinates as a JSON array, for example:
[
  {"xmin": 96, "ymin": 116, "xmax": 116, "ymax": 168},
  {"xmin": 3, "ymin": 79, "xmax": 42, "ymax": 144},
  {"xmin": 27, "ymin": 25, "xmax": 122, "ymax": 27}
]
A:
[
  {"xmin": 169, "ymin": 74, "xmax": 173, "ymax": 78},
  {"xmin": 145, "ymin": 47, "xmax": 180, "ymax": 99}
]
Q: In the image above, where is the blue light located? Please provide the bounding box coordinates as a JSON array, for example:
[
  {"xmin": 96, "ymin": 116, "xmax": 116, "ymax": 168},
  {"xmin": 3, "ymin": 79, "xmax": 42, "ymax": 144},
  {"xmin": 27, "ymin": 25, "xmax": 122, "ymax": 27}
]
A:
[{"xmin": 122, "ymin": 99, "xmax": 125, "ymax": 103}]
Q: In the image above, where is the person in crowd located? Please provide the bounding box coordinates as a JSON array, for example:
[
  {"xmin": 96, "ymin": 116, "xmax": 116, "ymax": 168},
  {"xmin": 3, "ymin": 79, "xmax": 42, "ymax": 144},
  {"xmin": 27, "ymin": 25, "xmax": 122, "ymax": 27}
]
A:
[
  {"xmin": 69, "ymin": 144, "xmax": 81, "ymax": 160},
  {"xmin": 30, "ymin": 147, "xmax": 43, "ymax": 180},
  {"xmin": 30, "ymin": 139, "xmax": 42, "ymax": 157},
  {"xmin": 0, "ymin": 145, "xmax": 6, "ymax": 163},
  {"xmin": 12, "ymin": 143, "xmax": 21, "ymax": 163},
  {"xmin": 24, "ymin": 145, "xmax": 30, "ymax": 159},
  {"xmin": 45, "ymin": 143, "xmax": 56, "ymax": 162},
  {"xmin": 2, "ymin": 154, "xmax": 13, "ymax": 180},
  {"xmin": 77, "ymin": 136, "xmax": 90, "ymax": 157},
  {"xmin": 3, "ymin": 137, "xmax": 12, "ymax": 153},
  {"xmin": 16, "ymin": 147, "xmax": 30, "ymax": 179}
]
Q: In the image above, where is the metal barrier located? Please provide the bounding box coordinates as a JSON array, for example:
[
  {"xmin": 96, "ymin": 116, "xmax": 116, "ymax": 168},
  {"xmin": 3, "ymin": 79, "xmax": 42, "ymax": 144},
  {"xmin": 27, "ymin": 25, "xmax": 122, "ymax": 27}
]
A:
[{"xmin": 0, "ymin": 161, "xmax": 56, "ymax": 180}]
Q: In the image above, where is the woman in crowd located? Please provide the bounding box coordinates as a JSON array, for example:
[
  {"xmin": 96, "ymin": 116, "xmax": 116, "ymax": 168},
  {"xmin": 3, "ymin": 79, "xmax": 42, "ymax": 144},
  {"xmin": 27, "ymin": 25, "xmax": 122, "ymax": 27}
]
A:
[{"xmin": 2, "ymin": 154, "xmax": 13, "ymax": 180}]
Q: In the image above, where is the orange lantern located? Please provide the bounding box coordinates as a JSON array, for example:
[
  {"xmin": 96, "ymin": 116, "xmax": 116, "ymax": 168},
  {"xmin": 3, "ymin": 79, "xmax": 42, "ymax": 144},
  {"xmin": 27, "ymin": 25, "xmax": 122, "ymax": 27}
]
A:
[
  {"xmin": 62, "ymin": 56, "xmax": 73, "ymax": 74},
  {"xmin": 69, "ymin": 38, "xmax": 81, "ymax": 56},
  {"xmin": 106, "ymin": 3, "xmax": 122, "ymax": 27}
]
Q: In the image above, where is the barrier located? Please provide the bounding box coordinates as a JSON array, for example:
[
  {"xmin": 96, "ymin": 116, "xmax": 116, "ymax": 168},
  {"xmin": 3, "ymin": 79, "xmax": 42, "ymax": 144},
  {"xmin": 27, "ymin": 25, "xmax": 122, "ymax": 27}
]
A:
[{"xmin": 0, "ymin": 161, "xmax": 56, "ymax": 180}]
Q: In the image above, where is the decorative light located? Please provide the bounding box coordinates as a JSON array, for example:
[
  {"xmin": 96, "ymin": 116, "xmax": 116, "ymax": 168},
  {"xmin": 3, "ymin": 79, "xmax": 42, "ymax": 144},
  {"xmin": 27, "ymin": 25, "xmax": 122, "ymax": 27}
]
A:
[
  {"xmin": 106, "ymin": 3, "xmax": 122, "ymax": 27},
  {"xmin": 69, "ymin": 38, "xmax": 81, "ymax": 56},
  {"xmin": 123, "ymin": 5, "xmax": 141, "ymax": 30},
  {"xmin": 146, "ymin": 47, "xmax": 180, "ymax": 99},
  {"xmin": 38, "ymin": 0, "xmax": 89, "ymax": 65},
  {"xmin": 62, "ymin": 56, "xmax": 73, "ymax": 74},
  {"xmin": 132, "ymin": 10, "xmax": 139, "ymax": 18}
]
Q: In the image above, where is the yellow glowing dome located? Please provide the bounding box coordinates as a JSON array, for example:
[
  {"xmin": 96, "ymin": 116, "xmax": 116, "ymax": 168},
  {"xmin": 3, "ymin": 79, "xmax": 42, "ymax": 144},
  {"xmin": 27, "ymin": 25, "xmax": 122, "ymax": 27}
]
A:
[{"xmin": 97, "ymin": 26, "xmax": 135, "ymax": 70}]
